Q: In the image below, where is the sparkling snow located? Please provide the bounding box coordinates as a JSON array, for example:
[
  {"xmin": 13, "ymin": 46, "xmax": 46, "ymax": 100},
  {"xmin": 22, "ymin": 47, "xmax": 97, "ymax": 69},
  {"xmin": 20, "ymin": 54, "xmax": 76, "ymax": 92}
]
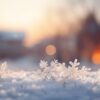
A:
[{"xmin": 0, "ymin": 59, "xmax": 100, "ymax": 100}]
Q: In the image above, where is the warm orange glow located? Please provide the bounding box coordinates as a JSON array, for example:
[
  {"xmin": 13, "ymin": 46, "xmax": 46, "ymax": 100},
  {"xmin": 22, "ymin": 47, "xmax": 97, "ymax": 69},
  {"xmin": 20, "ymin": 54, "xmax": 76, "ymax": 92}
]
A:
[
  {"xmin": 92, "ymin": 49, "xmax": 100, "ymax": 64},
  {"xmin": 45, "ymin": 45, "xmax": 56, "ymax": 56}
]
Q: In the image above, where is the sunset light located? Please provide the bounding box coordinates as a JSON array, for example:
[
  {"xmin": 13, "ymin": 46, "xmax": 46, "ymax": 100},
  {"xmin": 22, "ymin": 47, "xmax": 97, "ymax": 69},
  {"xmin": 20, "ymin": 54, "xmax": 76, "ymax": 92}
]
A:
[
  {"xmin": 0, "ymin": 0, "xmax": 100, "ymax": 100},
  {"xmin": 0, "ymin": 0, "xmax": 49, "ymax": 46},
  {"xmin": 0, "ymin": 0, "xmax": 90, "ymax": 47}
]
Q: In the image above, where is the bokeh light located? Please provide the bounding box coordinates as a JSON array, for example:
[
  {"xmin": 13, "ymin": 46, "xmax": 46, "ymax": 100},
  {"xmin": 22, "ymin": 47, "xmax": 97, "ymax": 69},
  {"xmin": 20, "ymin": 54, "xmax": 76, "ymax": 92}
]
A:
[{"xmin": 45, "ymin": 45, "xmax": 56, "ymax": 56}]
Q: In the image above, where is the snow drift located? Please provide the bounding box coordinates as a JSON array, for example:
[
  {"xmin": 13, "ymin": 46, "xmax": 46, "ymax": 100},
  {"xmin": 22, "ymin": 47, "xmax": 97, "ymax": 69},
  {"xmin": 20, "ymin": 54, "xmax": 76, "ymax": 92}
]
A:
[{"xmin": 0, "ymin": 59, "xmax": 100, "ymax": 100}]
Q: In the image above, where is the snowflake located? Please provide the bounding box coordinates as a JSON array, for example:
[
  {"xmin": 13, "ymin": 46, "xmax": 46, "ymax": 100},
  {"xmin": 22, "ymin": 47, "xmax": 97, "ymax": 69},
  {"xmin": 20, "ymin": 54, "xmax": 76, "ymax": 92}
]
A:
[
  {"xmin": 40, "ymin": 60, "xmax": 48, "ymax": 69},
  {"xmin": 67, "ymin": 59, "xmax": 80, "ymax": 79},
  {"xmin": 68, "ymin": 59, "xmax": 80, "ymax": 67},
  {"xmin": 0, "ymin": 62, "xmax": 7, "ymax": 72},
  {"xmin": 0, "ymin": 59, "xmax": 99, "ymax": 84}
]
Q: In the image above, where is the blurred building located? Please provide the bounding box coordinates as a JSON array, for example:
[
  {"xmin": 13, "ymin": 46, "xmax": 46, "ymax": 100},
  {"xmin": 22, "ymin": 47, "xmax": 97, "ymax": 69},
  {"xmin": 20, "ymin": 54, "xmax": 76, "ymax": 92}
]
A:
[
  {"xmin": 77, "ymin": 14, "xmax": 100, "ymax": 64},
  {"xmin": 0, "ymin": 31, "xmax": 27, "ymax": 59}
]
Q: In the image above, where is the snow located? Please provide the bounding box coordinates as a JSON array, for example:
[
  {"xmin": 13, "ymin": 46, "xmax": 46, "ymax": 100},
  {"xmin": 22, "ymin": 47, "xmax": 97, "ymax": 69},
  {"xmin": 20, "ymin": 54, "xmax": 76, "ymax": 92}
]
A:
[{"xmin": 0, "ymin": 59, "xmax": 100, "ymax": 100}]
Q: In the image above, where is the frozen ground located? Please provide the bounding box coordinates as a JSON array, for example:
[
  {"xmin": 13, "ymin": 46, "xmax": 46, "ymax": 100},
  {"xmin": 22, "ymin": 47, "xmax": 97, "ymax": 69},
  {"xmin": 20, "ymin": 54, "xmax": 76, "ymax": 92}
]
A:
[{"xmin": 0, "ymin": 59, "xmax": 100, "ymax": 100}]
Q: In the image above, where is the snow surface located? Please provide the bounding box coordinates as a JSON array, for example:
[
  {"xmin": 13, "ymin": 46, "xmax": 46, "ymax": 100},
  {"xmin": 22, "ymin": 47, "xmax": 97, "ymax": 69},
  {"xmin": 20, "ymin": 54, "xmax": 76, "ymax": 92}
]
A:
[{"xmin": 0, "ymin": 59, "xmax": 100, "ymax": 100}]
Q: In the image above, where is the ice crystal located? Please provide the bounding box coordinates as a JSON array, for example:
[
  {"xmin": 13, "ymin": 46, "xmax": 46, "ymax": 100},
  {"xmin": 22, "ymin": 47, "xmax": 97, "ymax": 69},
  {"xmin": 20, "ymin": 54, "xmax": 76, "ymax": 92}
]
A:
[
  {"xmin": 0, "ymin": 62, "xmax": 7, "ymax": 72},
  {"xmin": 0, "ymin": 62, "xmax": 8, "ymax": 78},
  {"xmin": 0, "ymin": 59, "xmax": 99, "ymax": 84},
  {"xmin": 38, "ymin": 59, "xmax": 92, "ymax": 81},
  {"xmin": 68, "ymin": 59, "xmax": 80, "ymax": 67},
  {"xmin": 40, "ymin": 60, "xmax": 48, "ymax": 69}
]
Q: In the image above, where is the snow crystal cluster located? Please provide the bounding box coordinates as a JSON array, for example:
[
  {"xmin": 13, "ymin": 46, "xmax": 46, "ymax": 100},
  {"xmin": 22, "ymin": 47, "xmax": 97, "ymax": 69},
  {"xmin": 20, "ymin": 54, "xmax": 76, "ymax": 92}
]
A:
[
  {"xmin": 0, "ymin": 59, "xmax": 100, "ymax": 100},
  {"xmin": 0, "ymin": 59, "xmax": 99, "ymax": 84}
]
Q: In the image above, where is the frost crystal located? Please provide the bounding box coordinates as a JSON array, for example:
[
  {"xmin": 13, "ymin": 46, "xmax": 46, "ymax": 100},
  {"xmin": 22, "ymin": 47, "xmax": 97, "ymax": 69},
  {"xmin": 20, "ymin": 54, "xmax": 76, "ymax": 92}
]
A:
[
  {"xmin": 0, "ymin": 59, "xmax": 100, "ymax": 84},
  {"xmin": 40, "ymin": 60, "xmax": 48, "ymax": 69},
  {"xmin": 69, "ymin": 59, "xmax": 80, "ymax": 67},
  {"xmin": 0, "ymin": 62, "xmax": 7, "ymax": 72}
]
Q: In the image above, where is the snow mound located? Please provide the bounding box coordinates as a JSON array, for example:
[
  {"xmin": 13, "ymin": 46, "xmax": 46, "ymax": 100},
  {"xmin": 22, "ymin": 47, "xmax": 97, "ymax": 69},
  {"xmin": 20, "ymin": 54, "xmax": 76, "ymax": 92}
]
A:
[{"xmin": 0, "ymin": 59, "xmax": 100, "ymax": 100}]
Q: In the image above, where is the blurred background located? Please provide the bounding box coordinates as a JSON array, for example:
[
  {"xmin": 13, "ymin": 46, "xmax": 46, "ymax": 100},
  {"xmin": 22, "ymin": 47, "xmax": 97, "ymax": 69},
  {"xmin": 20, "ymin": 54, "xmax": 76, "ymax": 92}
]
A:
[{"xmin": 0, "ymin": 0, "xmax": 100, "ymax": 69}]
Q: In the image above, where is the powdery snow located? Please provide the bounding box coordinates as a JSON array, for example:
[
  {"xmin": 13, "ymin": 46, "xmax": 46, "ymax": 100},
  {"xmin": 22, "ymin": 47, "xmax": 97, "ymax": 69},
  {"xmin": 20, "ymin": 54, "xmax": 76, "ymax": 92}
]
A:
[{"xmin": 0, "ymin": 59, "xmax": 100, "ymax": 100}]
